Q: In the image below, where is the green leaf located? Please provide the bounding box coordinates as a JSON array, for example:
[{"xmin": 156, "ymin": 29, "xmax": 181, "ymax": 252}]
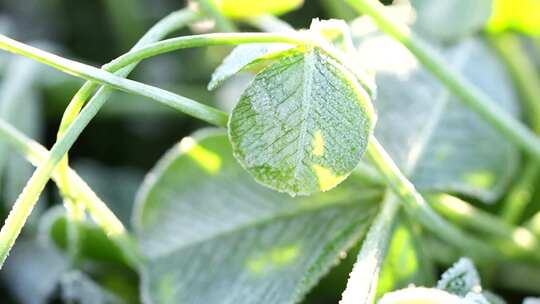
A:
[
  {"xmin": 437, "ymin": 258, "xmax": 481, "ymax": 297},
  {"xmin": 411, "ymin": 0, "xmax": 492, "ymax": 42},
  {"xmin": 212, "ymin": 0, "xmax": 304, "ymax": 19},
  {"xmin": 41, "ymin": 206, "xmax": 130, "ymax": 266},
  {"xmin": 228, "ymin": 47, "xmax": 376, "ymax": 196},
  {"xmin": 487, "ymin": 0, "xmax": 540, "ymax": 35},
  {"xmin": 208, "ymin": 43, "xmax": 294, "ymax": 91},
  {"xmin": 133, "ymin": 130, "xmax": 381, "ymax": 304},
  {"xmin": 355, "ymin": 35, "xmax": 519, "ymax": 202},
  {"xmin": 376, "ymin": 223, "xmax": 434, "ymax": 299}
]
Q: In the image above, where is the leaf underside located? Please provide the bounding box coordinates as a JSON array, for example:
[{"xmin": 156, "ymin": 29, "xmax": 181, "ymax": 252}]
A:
[
  {"xmin": 228, "ymin": 47, "xmax": 375, "ymax": 196},
  {"xmin": 133, "ymin": 131, "xmax": 381, "ymax": 304},
  {"xmin": 354, "ymin": 33, "xmax": 519, "ymax": 202}
]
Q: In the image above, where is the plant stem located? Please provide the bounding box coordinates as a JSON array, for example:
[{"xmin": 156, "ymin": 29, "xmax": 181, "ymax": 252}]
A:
[
  {"xmin": 344, "ymin": 0, "xmax": 540, "ymax": 160},
  {"xmin": 428, "ymin": 193, "xmax": 540, "ymax": 261},
  {"xmin": 54, "ymin": 9, "xmax": 202, "ymax": 250},
  {"xmin": 0, "ymin": 119, "xmax": 140, "ymax": 267},
  {"xmin": 0, "ymin": 9, "xmax": 206, "ymax": 267},
  {"xmin": 489, "ymin": 34, "xmax": 540, "ymax": 225},
  {"xmin": 366, "ymin": 137, "xmax": 494, "ymax": 260},
  {"xmin": 340, "ymin": 193, "xmax": 399, "ymax": 304}
]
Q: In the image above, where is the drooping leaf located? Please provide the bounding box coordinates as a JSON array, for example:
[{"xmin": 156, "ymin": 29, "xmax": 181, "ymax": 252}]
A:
[
  {"xmin": 41, "ymin": 206, "xmax": 129, "ymax": 266},
  {"xmin": 133, "ymin": 130, "xmax": 381, "ymax": 304},
  {"xmin": 487, "ymin": 0, "xmax": 540, "ymax": 35},
  {"xmin": 208, "ymin": 43, "xmax": 294, "ymax": 91},
  {"xmin": 411, "ymin": 0, "xmax": 493, "ymax": 42},
  {"xmin": 437, "ymin": 258, "xmax": 481, "ymax": 297},
  {"xmin": 211, "ymin": 0, "xmax": 304, "ymax": 19},
  {"xmin": 354, "ymin": 34, "xmax": 519, "ymax": 202},
  {"xmin": 229, "ymin": 47, "xmax": 376, "ymax": 196}
]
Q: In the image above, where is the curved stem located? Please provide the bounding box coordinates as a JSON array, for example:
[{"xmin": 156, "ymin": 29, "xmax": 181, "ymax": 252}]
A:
[
  {"xmin": 345, "ymin": 0, "xmax": 540, "ymax": 160},
  {"xmin": 366, "ymin": 136, "xmax": 495, "ymax": 260},
  {"xmin": 428, "ymin": 193, "xmax": 540, "ymax": 261},
  {"xmin": 54, "ymin": 9, "xmax": 202, "ymax": 247}
]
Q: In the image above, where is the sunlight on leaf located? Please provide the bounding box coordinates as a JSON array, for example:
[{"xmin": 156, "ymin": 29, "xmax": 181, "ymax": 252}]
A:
[
  {"xmin": 246, "ymin": 244, "xmax": 300, "ymax": 275},
  {"xmin": 463, "ymin": 171, "xmax": 495, "ymax": 190},
  {"xmin": 378, "ymin": 287, "xmax": 464, "ymax": 304},
  {"xmin": 180, "ymin": 136, "xmax": 223, "ymax": 175}
]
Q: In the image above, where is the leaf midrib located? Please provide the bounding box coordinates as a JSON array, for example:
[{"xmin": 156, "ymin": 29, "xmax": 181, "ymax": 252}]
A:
[{"xmin": 144, "ymin": 188, "xmax": 381, "ymax": 260}]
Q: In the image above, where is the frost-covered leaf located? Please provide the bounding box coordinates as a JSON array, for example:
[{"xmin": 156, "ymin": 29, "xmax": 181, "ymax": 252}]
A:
[
  {"xmin": 487, "ymin": 0, "xmax": 540, "ymax": 35},
  {"xmin": 211, "ymin": 0, "xmax": 303, "ymax": 19},
  {"xmin": 229, "ymin": 47, "xmax": 375, "ymax": 196},
  {"xmin": 377, "ymin": 287, "xmax": 465, "ymax": 304},
  {"xmin": 208, "ymin": 43, "xmax": 294, "ymax": 90},
  {"xmin": 437, "ymin": 258, "xmax": 481, "ymax": 297},
  {"xmin": 134, "ymin": 131, "xmax": 381, "ymax": 304},
  {"xmin": 411, "ymin": 0, "xmax": 492, "ymax": 42},
  {"xmin": 355, "ymin": 35, "xmax": 519, "ymax": 202}
]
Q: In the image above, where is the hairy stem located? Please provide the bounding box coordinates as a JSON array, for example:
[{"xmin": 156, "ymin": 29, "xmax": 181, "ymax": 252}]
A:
[
  {"xmin": 0, "ymin": 119, "xmax": 140, "ymax": 267},
  {"xmin": 340, "ymin": 193, "xmax": 399, "ymax": 304},
  {"xmin": 0, "ymin": 9, "xmax": 208, "ymax": 267},
  {"xmin": 345, "ymin": 0, "xmax": 540, "ymax": 160},
  {"xmin": 54, "ymin": 9, "xmax": 201, "ymax": 262}
]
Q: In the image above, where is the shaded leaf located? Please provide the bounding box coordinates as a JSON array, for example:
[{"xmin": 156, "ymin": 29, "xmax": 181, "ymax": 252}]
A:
[
  {"xmin": 41, "ymin": 206, "xmax": 129, "ymax": 266},
  {"xmin": 229, "ymin": 47, "xmax": 375, "ymax": 196},
  {"xmin": 212, "ymin": 0, "xmax": 304, "ymax": 19},
  {"xmin": 411, "ymin": 0, "xmax": 492, "ymax": 42},
  {"xmin": 134, "ymin": 131, "xmax": 381, "ymax": 304},
  {"xmin": 355, "ymin": 35, "xmax": 519, "ymax": 202}
]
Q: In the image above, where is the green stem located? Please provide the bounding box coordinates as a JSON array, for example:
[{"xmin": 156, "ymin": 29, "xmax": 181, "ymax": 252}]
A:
[
  {"xmin": 0, "ymin": 119, "xmax": 140, "ymax": 267},
  {"xmin": 345, "ymin": 0, "xmax": 540, "ymax": 160},
  {"xmin": 501, "ymin": 162, "xmax": 540, "ymax": 224},
  {"xmin": 340, "ymin": 193, "xmax": 399, "ymax": 304},
  {"xmin": 489, "ymin": 34, "xmax": 540, "ymax": 226},
  {"xmin": 428, "ymin": 193, "xmax": 540, "ymax": 261},
  {"xmin": 55, "ymin": 8, "xmax": 202, "ymax": 239},
  {"xmin": 0, "ymin": 10, "xmax": 214, "ymax": 267},
  {"xmin": 366, "ymin": 137, "xmax": 494, "ymax": 260},
  {"xmin": 0, "ymin": 29, "xmax": 313, "ymax": 267}
]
